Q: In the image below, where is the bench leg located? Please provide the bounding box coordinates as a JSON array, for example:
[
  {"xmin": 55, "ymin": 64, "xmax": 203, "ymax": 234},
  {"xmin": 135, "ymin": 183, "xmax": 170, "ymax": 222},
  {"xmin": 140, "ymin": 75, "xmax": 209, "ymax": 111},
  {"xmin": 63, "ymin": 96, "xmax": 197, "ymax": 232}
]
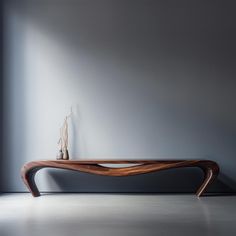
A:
[
  {"xmin": 196, "ymin": 162, "xmax": 219, "ymax": 197},
  {"xmin": 21, "ymin": 167, "xmax": 41, "ymax": 197}
]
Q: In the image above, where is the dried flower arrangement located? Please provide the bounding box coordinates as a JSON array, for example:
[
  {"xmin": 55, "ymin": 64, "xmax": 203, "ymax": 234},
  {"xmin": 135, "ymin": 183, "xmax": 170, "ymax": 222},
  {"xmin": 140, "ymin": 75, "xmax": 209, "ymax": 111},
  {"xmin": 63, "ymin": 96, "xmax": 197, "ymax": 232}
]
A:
[{"xmin": 57, "ymin": 108, "xmax": 72, "ymax": 160}]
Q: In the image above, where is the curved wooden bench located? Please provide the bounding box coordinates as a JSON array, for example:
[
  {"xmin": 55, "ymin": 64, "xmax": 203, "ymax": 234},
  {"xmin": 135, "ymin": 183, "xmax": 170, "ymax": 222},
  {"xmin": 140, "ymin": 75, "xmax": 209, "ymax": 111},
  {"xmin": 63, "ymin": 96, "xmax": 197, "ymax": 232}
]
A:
[{"xmin": 21, "ymin": 160, "xmax": 219, "ymax": 197}]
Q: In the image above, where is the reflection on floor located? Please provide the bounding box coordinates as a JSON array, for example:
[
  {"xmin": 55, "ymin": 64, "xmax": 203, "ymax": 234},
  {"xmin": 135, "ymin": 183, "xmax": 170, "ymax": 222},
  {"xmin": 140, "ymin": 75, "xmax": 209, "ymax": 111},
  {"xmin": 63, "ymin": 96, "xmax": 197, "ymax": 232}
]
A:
[{"xmin": 0, "ymin": 193, "xmax": 235, "ymax": 236}]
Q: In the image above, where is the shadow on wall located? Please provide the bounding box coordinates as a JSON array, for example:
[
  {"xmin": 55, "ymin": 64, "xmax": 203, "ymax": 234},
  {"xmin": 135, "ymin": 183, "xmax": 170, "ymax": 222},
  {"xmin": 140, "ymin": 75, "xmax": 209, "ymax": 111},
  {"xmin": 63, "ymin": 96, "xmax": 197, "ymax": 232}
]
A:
[
  {"xmin": 42, "ymin": 168, "xmax": 234, "ymax": 194},
  {"xmin": 0, "ymin": 1, "xmax": 3, "ymax": 191},
  {"xmin": 219, "ymin": 173, "xmax": 236, "ymax": 193},
  {"xmin": 1, "ymin": 0, "xmax": 27, "ymax": 192}
]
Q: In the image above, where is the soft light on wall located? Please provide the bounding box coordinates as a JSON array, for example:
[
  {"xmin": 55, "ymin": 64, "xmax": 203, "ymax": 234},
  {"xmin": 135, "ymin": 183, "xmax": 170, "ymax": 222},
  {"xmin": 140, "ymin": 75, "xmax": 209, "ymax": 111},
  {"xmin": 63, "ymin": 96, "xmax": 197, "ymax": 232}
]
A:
[{"xmin": 2, "ymin": 0, "xmax": 236, "ymax": 193}]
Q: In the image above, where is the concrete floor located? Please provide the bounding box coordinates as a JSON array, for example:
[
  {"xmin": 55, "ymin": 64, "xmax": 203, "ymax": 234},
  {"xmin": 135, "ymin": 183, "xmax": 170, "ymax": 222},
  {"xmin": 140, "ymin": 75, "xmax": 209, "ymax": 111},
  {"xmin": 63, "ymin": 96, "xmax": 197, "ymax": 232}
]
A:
[{"xmin": 0, "ymin": 194, "xmax": 235, "ymax": 236}]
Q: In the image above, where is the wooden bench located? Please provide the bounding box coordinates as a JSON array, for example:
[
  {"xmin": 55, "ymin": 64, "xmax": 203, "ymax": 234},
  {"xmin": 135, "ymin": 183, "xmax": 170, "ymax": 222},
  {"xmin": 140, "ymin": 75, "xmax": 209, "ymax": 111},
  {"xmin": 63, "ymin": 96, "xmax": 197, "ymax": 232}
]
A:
[{"xmin": 21, "ymin": 160, "xmax": 219, "ymax": 197}]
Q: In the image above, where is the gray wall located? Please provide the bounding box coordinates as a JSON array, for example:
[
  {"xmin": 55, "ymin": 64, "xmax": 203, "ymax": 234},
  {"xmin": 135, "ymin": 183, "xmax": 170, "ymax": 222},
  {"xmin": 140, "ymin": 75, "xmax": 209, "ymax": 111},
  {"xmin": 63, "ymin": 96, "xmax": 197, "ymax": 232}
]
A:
[
  {"xmin": 1, "ymin": 0, "xmax": 236, "ymax": 193},
  {"xmin": 0, "ymin": 1, "xmax": 3, "ymax": 192}
]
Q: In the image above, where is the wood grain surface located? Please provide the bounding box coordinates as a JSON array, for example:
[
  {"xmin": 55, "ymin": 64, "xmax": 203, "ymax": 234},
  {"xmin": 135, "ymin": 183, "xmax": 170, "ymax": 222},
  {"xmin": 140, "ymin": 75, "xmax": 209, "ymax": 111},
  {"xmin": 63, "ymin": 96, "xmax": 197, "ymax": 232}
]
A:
[{"xmin": 21, "ymin": 160, "xmax": 219, "ymax": 197}]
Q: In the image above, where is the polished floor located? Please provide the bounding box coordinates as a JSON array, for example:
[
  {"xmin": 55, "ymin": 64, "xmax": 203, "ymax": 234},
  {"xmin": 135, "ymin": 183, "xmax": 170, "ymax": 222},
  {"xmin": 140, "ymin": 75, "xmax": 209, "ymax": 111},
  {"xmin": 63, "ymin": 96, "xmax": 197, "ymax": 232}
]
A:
[{"xmin": 0, "ymin": 193, "xmax": 235, "ymax": 236}]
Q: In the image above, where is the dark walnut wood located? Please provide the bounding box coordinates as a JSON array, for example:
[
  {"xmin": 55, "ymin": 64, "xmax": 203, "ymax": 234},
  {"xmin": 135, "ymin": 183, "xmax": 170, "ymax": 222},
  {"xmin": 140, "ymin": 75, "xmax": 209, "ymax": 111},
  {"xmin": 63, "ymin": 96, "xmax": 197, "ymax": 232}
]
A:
[{"xmin": 21, "ymin": 160, "xmax": 219, "ymax": 197}]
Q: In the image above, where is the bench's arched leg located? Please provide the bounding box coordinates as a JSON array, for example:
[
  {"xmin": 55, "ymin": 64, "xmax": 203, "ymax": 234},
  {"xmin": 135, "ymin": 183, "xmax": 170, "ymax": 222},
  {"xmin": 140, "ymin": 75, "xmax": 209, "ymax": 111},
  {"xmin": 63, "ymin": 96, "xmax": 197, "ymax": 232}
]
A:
[
  {"xmin": 196, "ymin": 161, "xmax": 220, "ymax": 197},
  {"xmin": 21, "ymin": 166, "xmax": 41, "ymax": 197}
]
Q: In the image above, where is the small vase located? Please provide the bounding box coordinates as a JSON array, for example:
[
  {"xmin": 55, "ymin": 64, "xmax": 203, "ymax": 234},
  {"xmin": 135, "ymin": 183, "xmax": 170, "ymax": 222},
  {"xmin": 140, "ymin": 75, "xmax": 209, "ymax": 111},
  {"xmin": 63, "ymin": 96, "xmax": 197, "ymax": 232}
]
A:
[{"xmin": 56, "ymin": 149, "xmax": 63, "ymax": 160}]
